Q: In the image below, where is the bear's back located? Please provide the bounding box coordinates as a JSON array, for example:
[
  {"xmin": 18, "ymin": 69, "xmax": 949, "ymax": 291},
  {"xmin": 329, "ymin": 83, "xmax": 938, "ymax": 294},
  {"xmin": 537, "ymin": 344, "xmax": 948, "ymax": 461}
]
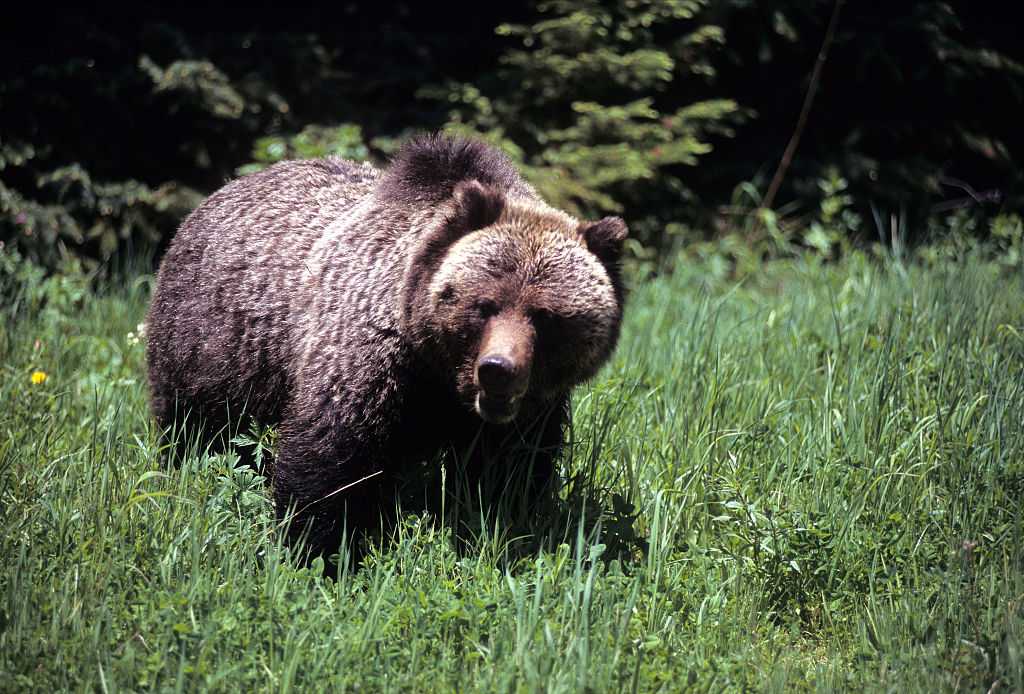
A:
[{"xmin": 147, "ymin": 157, "xmax": 383, "ymax": 424}]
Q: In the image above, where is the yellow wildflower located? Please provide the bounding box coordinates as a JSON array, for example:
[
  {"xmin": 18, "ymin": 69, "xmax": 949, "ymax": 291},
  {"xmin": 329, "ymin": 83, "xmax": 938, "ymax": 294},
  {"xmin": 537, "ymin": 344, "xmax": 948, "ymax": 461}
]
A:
[{"xmin": 30, "ymin": 370, "xmax": 48, "ymax": 385}]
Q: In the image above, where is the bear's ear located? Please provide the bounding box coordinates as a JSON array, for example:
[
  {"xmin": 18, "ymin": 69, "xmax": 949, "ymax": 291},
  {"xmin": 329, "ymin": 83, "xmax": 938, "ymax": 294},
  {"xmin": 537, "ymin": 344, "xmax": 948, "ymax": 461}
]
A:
[
  {"xmin": 400, "ymin": 180, "xmax": 505, "ymax": 330},
  {"xmin": 450, "ymin": 179, "xmax": 505, "ymax": 232},
  {"xmin": 580, "ymin": 216, "xmax": 628, "ymax": 265}
]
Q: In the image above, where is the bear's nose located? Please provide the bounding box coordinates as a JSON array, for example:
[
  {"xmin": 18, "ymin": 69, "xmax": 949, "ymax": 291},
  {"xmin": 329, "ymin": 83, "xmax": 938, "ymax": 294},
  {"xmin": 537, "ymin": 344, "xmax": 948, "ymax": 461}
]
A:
[{"xmin": 476, "ymin": 355, "xmax": 519, "ymax": 396}]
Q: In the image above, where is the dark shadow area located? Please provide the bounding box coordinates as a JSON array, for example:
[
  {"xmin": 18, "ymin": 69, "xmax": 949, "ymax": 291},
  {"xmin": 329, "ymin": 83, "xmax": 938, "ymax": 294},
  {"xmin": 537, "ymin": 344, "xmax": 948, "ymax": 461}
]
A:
[{"xmin": 4, "ymin": 2, "xmax": 1021, "ymax": 274}]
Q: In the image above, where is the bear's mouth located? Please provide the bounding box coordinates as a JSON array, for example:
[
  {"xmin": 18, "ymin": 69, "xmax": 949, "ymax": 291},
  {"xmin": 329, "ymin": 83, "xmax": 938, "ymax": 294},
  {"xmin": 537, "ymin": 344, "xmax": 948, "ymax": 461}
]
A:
[{"xmin": 474, "ymin": 392, "xmax": 520, "ymax": 424}]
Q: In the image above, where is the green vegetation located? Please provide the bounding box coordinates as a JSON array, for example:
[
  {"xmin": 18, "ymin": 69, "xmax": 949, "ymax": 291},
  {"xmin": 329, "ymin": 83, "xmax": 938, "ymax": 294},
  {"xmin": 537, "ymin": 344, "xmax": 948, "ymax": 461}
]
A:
[
  {"xmin": 3, "ymin": 2, "xmax": 1022, "ymax": 689},
  {"xmin": 2, "ymin": 240, "xmax": 1021, "ymax": 691},
  {"xmin": 422, "ymin": 0, "xmax": 744, "ymax": 248},
  {"xmin": 4, "ymin": 2, "xmax": 1021, "ymax": 271}
]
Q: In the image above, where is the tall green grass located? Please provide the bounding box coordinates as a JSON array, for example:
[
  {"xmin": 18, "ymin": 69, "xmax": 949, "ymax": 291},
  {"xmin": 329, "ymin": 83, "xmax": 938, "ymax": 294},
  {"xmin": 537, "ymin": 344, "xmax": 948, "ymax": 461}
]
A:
[{"xmin": 1, "ymin": 250, "xmax": 1022, "ymax": 691}]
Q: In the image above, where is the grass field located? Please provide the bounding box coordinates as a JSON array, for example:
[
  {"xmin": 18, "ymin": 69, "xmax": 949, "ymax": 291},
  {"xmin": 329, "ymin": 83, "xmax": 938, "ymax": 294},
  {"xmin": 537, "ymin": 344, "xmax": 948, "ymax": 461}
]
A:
[{"xmin": 2, "ymin": 248, "xmax": 1022, "ymax": 692}]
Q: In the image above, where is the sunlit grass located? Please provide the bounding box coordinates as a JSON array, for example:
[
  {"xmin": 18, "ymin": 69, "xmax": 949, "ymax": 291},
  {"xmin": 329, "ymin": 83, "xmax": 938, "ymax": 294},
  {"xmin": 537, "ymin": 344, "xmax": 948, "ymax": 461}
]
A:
[{"xmin": 1, "ymin": 249, "xmax": 1022, "ymax": 691}]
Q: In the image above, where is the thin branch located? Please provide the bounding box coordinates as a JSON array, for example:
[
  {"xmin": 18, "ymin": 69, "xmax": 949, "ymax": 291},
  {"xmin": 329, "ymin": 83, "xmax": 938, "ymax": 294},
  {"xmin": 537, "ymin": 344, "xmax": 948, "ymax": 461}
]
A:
[
  {"xmin": 279, "ymin": 469, "xmax": 386, "ymax": 528},
  {"xmin": 760, "ymin": 0, "xmax": 845, "ymax": 213}
]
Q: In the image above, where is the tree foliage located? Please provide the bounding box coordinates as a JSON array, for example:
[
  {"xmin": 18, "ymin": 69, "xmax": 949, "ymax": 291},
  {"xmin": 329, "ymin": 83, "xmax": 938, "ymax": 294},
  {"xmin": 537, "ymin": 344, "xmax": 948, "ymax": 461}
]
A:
[
  {"xmin": 713, "ymin": 1, "xmax": 1022, "ymax": 241},
  {"xmin": 1, "ymin": 2, "xmax": 1021, "ymax": 272},
  {"xmin": 421, "ymin": 0, "xmax": 745, "ymax": 248}
]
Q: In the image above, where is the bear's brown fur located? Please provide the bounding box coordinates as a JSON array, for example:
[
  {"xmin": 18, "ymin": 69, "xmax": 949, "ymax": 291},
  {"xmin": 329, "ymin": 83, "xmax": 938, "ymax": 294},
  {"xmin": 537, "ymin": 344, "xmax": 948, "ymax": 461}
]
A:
[{"xmin": 146, "ymin": 134, "xmax": 628, "ymax": 562}]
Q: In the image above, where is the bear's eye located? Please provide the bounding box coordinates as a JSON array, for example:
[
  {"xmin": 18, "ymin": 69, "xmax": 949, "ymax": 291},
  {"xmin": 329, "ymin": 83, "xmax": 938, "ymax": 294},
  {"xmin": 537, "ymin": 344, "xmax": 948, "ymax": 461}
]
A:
[
  {"xmin": 532, "ymin": 308, "xmax": 565, "ymax": 336},
  {"xmin": 474, "ymin": 298, "xmax": 500, "ymax": 318}
]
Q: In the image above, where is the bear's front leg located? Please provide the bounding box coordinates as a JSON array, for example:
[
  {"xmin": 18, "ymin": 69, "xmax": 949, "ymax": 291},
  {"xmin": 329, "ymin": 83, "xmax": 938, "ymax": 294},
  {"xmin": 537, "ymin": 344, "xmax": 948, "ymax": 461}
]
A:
[
  {"xmin": 273, "ymin": 406, "xmax": 393, "ymax": 569},
  {"xmin": 464, "ymin": 395, "xmax": 570, "ymax": 504},
  {"xmin": 512, "ymin": 395, "xmax": 570, "ymax": 496}
]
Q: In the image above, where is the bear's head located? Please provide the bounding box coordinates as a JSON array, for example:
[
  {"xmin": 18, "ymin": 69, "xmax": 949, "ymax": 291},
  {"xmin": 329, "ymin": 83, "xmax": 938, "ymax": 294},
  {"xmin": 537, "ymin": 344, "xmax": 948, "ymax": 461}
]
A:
[{"xmin": 402, "ymin": 180, "xmax": 628, "ymax": 424}]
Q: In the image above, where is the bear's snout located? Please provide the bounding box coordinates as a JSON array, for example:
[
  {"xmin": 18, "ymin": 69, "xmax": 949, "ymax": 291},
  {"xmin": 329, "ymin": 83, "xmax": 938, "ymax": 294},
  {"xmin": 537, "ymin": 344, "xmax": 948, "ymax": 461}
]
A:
[
  {"xmin": 477, "ymin": 355, "xmax": 520, "ymax": 395},
  {"xmin": 474, "ymin": 315, "xmax": 534, "ymax": 423}
]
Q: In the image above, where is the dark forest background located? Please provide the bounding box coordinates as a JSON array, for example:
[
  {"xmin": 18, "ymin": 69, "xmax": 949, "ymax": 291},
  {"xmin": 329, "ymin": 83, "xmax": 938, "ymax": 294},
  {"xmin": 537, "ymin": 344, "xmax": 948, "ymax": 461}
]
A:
[{"xmin": 2, "ymin": 1, "xmax": 1021, "ymax": 274}]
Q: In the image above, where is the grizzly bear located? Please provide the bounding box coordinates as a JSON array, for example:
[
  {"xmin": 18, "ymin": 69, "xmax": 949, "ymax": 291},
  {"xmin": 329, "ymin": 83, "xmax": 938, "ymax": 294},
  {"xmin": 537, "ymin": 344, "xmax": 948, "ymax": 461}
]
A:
[{"xmin": 146, "ymin": 134, "xmax": 628, "ymax": 563}]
